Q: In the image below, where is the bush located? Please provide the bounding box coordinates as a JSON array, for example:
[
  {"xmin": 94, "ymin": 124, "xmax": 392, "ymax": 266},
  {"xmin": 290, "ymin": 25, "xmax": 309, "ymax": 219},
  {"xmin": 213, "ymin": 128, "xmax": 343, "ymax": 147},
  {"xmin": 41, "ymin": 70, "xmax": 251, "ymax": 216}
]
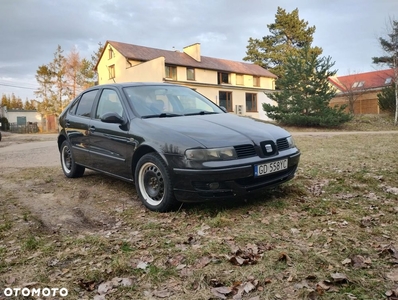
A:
[{"xmin": 0, "ymin": 117, "xmax": 9, "ymax": 131}]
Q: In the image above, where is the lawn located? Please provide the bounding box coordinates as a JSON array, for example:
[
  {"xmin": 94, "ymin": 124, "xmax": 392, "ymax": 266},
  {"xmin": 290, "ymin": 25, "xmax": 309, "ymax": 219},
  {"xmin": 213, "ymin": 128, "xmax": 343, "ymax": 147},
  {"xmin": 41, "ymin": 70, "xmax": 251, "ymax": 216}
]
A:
[{"xmin": 0, "ymin": 131, "xmax": 398, "ymax": 299}]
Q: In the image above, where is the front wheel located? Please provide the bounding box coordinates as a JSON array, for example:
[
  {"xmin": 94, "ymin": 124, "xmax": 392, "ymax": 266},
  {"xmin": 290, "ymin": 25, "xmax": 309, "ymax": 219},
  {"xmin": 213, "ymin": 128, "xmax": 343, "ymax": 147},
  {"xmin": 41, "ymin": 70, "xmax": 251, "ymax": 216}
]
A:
[
  {"xmin": 60, "ymin": 140, "xmax": 85, "ymax": 178},
  {"xmin": 135, "ymin": 153, "xmax": 177, "ymax": 212}
]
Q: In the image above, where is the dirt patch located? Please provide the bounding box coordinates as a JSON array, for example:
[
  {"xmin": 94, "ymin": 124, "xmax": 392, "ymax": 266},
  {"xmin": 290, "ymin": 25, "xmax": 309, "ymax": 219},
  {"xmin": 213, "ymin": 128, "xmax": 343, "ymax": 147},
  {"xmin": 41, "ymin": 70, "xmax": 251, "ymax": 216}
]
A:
[{"xmin": 1, "ymin": 168, "xmax": 141, "ymax": 234}]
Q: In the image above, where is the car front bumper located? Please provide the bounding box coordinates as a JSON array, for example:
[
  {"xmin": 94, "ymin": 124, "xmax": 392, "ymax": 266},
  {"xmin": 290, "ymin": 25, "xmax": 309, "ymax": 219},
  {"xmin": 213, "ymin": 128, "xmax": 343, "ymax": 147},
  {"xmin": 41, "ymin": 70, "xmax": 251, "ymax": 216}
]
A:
[{"xmin": 172, "ymin": 151, "xmax": 301, "ymax": 202}]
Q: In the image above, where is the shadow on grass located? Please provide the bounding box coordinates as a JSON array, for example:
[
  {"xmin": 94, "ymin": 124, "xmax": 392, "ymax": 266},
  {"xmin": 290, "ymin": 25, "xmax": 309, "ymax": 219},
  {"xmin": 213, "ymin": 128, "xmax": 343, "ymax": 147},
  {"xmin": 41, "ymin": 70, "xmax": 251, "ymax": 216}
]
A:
[{"xmin": 78, "ymin": 170, "xmax": 307, "ymax": 216}]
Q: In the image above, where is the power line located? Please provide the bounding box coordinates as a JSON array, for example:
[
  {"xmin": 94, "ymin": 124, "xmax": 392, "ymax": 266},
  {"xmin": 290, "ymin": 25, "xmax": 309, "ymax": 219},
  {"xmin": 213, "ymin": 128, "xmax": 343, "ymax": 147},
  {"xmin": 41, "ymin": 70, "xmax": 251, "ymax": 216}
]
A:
[{"xmin": 0, "ymin": 83, "xmax": 38, "ymax": 90}]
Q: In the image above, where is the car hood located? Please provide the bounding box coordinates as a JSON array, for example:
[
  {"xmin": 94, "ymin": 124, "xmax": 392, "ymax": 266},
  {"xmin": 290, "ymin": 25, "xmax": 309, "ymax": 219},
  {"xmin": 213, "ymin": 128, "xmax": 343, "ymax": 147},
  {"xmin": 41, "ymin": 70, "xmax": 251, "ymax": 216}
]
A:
[{"xmin": 143, "ymin": 113, "xmax": 290, "ymax": 148}]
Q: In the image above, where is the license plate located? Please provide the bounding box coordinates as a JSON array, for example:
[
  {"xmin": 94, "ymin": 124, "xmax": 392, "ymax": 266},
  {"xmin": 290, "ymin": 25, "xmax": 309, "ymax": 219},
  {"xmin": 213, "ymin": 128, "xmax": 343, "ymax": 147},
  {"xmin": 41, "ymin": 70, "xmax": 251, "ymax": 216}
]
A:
[{"xmin": 254, "ymin": 159, "xmax": 288, "ymax": 177}]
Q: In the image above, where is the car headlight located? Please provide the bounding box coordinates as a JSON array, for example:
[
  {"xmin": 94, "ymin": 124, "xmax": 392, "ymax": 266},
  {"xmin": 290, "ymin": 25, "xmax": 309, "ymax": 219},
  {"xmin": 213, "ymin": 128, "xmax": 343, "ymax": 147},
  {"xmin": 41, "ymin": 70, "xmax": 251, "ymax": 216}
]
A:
[
  {"xmin": 185, "ymin": 147, "xmax": 237, "ymax": 161},
  {"xmin": 286, "ymin": 136, "xmax": 295, "ymax": 148}
]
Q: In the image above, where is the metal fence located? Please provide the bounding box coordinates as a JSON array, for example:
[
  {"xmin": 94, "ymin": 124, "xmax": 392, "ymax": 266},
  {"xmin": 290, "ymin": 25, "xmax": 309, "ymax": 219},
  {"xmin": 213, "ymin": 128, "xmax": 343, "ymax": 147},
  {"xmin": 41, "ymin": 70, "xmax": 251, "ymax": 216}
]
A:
[{"xmin": 9, "ymin": 122, "xmax": 39, "ymax": 134}]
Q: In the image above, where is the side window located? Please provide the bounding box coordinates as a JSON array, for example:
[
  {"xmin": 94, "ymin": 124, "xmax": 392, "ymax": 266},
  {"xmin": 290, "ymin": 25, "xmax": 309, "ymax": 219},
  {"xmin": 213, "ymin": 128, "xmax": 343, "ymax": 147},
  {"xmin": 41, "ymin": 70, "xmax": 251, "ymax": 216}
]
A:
[
  {"xmin": 68, "ymin": 96, "xmax": 81, "ymax": 115},
  {"xmin": 95, "ymin": 89, "xmax": 124, "ymax": 119},
  {"xmin": 76, "ymin": 90, "xmax": 98, "ymax": 117}
]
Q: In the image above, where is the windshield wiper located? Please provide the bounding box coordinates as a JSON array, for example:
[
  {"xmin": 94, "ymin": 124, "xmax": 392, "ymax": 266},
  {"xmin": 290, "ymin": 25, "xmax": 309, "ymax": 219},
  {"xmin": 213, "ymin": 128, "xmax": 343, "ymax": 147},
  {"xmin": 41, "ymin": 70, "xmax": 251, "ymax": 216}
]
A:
[
  {"xmin": 142, "ymin": 113, "xmax": 183, "ymax": 119},
  {"xmin": 184, "ymin": 111, "xmax": 219, "ymax": 116}
]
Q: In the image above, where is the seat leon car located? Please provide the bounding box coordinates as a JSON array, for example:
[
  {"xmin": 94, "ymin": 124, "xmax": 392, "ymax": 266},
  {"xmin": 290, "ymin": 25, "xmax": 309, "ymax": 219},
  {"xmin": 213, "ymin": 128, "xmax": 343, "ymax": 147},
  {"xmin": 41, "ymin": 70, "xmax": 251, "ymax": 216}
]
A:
[{"xmin": 57, "ymin": 83, "xmax": 300, "ymax": 212}]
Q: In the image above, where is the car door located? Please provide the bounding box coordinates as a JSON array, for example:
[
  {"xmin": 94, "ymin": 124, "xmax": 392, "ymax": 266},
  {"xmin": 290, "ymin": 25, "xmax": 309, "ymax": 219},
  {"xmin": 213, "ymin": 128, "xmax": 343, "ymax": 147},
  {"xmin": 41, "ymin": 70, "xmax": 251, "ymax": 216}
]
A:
[
  {"xmin": 66, "ymin": 89, "xmax": 99, "ymax": 166},
  {"xmin": 89, "ymin": 88, "xmax": 131, "ymax": 178}
]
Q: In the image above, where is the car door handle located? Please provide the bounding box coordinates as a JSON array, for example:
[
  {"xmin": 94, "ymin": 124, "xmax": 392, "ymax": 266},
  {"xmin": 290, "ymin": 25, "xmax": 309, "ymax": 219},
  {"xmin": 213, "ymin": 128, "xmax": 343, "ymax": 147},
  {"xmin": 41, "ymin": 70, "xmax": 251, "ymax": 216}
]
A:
[
  {"xmin": 65, "ymin": 119, "xmax": 70, "ymax": 126},
  {"xmin": 89, "ymin": 126, "xmax": 96, "ymax": 132}
]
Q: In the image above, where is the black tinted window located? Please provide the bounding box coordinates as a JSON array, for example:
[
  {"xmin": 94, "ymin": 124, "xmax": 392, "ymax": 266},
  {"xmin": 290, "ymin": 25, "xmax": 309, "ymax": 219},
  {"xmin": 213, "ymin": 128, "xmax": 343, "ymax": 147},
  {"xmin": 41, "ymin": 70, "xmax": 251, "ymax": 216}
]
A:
[
  {"xmin": 68, "ymin": 96, "xmax": 80, "ymax": 115},
  {"xmin": 76, "ymin": 90, "xmax": 98, "ymax": 117}
]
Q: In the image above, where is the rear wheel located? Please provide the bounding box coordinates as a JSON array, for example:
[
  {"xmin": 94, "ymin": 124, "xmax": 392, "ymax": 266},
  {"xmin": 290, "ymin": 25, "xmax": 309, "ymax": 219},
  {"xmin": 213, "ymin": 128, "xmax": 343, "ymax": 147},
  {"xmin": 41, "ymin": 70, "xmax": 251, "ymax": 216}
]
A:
[
  {"xmin": 60, "ymin": 140, "xmax": 85, "ymax": 178},
  {"xmin": 135, "ymin": 153, "xmax": 177, "ymax": 212}
]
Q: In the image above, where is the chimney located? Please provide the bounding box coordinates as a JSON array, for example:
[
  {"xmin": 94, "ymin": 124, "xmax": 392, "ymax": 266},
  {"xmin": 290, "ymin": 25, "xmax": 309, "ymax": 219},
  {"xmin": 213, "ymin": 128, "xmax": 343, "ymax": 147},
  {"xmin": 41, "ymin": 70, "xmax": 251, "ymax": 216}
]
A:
[{"xmin": 183, "ymin": 43, "xmax": 201, "ymax": 62}]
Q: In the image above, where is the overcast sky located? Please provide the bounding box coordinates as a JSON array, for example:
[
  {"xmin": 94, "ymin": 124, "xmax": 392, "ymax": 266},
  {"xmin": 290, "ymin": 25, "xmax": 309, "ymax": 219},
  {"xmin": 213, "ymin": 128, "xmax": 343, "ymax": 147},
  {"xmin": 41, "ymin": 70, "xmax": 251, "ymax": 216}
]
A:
[{"xmin": 0, "ymin": 0, "xmax": 397, "ymax": 100}]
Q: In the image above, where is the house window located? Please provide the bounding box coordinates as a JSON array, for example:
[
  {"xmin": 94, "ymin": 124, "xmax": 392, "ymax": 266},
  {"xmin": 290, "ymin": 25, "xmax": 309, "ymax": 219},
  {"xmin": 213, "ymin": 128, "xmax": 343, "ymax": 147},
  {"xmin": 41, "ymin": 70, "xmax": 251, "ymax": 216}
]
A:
[
  {"xmin": 187, "ymin": 68, "xmax": 195, "ymax": 80},
  {"xmin": 219, "ymin": 91, "xmax": 232, "ymax": 112},
  {"xmin": 218, "ymin": 72, "xmax": 230, "ymax": 84},
  {"xmin": 236, "ymin": 74, "xmax": 244, "ymax": 85},
  {"xmin": 108, "ymin": 65, "xmax": 115, "ymax": 79},
  {"xmin": 352, "ymin": 81, "xmax": 365, "ymax": 88},
  {"xmin": 108, "ymin": 48, "xmax": 114, "ymax": 59},
  {"xmin": 385, "ymin": 77, "xmax": 392, "ymax": 85},
  {"xmin": 246, "ymin": 93, "xmax": 257, "ymax": 112},
  {"xmin": 165, "ymin": 66, "xmax": 177, "ymax": 80},
  {"xmin": 253, "ymin": 76, "xmax": 260, "ymax": 87}
]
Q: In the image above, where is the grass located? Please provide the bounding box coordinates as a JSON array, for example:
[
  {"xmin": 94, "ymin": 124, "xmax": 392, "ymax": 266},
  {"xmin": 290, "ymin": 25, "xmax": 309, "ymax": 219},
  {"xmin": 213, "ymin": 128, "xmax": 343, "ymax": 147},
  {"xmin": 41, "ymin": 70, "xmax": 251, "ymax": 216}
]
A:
[
  {"xmin": 282, "ymin": 114, "xmax": 398, "ymax": 132},
  {"xmin": 0, "ymin": 121, "xmax": 398, "ymax": 299}
]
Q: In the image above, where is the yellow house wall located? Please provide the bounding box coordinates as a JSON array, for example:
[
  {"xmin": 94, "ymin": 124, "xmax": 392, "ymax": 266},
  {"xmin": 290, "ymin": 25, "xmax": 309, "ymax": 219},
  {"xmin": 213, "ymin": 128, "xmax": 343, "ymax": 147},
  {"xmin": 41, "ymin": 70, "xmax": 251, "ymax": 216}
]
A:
[
  {"xmin": 126, "ymin": 58, "xmax": 165, "ymax": 82},
  {"xmin": 98, "ymin": 46, "xmax": 165, "ymax": 84},
  {"xmin": 97, "ymin": 46, "xmax": 127, "ymax": 84},
  {"xmin": 183, "ymin": 43, "xmax": 201, "ymax": 61},
  {"xmin": 330, "ymin": 90, "xmax": 380, "ymax": 114}
]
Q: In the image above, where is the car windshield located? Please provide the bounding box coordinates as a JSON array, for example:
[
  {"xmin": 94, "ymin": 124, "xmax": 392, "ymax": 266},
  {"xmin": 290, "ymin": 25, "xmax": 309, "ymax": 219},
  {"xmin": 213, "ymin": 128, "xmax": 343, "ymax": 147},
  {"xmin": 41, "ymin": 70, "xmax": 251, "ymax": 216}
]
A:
[{"xmin": 123, "ymin": 85, "xmax": 224, "ymax": 118}]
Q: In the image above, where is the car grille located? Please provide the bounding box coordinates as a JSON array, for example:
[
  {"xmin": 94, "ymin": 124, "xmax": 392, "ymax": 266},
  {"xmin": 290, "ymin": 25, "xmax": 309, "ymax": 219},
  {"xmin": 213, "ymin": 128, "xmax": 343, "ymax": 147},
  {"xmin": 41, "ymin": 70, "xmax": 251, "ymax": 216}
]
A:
[
  {"xmin": 234, "ymin": 139, "xmax": 289, "ymax": 158},
  {"xmin": 234, "ymin": 144, "xmax": 256, "ymax": 158},
  {"xmin": 276, "ymin": 138, "xmax": 289, "ymax": 151}
]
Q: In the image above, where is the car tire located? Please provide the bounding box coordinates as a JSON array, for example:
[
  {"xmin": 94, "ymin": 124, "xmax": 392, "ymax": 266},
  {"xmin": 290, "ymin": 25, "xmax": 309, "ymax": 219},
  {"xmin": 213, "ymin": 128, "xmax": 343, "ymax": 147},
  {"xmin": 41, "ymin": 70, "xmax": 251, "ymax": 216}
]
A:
[
  {"xmin": 135, "ymin": 153, "xmax": 177, "ymax": 212},
  {"xmin": 60, "ymin": 140, "xmax": 85, "ymax": 178}
]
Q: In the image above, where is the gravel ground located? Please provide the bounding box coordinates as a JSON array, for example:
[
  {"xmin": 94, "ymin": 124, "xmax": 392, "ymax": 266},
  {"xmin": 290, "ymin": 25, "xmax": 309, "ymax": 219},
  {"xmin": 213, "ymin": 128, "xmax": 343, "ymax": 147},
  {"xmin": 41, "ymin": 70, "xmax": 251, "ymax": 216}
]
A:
[{"xmin": 0, "ymin": 132, "xmax": 59, "ymax": 170}]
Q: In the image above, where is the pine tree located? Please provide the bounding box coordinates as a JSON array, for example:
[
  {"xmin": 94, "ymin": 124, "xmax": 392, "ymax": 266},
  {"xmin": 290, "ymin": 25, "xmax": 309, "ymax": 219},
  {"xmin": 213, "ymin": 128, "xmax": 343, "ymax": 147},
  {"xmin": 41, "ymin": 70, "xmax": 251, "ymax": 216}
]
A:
[
  {"xmin": 49, "ymin": 45, "xmax": 68, "ymax": 114},
  {"xmin": 35, "ymin": 64, "xmax": 57, "ymax": 115},
  {"xmin": 89, "ymin": 42, "xmax": 104, "ymax": 84},
  {"xmin": 1, "ymin": 94, "xmax": 10, "ymax": 108},
  {"xmin": 377, "ymin": 84, "xmax": 396, "ymax": 113},
  {"xmin": 243, "ymin": 7, "xmax": 322, "ymax": 82},
  {"xmin": 372, "ymin": 19, "xmax": 398, "ymax": 125},
  {"xmin": 264, "ymin": 48, "xmax": 352, "ymax": 127},
  {"xmin": 24, "ymin": 100, "xmax": 37, "ymax": 110}
]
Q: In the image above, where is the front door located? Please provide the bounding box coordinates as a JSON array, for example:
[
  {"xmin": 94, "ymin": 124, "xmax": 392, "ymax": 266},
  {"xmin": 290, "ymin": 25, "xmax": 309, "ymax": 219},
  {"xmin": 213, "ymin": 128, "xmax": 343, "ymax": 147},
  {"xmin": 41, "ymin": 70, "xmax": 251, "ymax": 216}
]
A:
[{"xmin": 89, "ymin": 88, "xmax": 131, "ymax": 179}]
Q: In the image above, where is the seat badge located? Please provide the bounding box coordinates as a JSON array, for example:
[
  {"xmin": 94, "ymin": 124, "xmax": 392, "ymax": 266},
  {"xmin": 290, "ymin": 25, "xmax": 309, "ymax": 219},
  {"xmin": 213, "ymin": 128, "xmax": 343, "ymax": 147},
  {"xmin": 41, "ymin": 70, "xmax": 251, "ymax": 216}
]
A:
[{"xmin": 265, "ymin": 144, "xmax": 273, "ymax": 153}]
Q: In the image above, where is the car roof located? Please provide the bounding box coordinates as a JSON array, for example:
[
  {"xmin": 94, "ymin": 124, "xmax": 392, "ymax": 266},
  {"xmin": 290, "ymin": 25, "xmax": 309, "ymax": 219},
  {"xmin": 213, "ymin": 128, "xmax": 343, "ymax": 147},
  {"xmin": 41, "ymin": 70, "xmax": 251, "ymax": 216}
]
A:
[{"xmin": 90, "ymin": 82, "xmax": 180, "ymax": 89}]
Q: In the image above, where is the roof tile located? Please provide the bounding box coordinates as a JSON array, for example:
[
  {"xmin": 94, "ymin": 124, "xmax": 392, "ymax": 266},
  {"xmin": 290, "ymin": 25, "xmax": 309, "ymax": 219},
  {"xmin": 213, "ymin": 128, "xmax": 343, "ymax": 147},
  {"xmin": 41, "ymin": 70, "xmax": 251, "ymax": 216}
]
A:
[{"xmin": 329, "ymin": 69, "xmax": 394, "ymax": 91}]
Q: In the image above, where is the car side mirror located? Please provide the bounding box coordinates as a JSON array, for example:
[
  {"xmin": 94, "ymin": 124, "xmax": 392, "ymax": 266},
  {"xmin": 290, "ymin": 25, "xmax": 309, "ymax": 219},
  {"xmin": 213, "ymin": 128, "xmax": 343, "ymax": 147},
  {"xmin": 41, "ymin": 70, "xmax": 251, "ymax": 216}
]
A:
[{"xmin": 101, "ymin": 113, "xmax": 125, "ymax": 124}]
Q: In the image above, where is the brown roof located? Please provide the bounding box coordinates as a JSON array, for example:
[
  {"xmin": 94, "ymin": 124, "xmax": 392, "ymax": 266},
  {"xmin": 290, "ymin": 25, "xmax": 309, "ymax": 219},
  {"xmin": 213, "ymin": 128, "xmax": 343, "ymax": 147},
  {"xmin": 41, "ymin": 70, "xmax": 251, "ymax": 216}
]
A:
[
  {"xmin": 328, "ymin": 69, "xmax": 394, "ymax": 92},
  {"xmin": 103, "ymin": 40, "xmax": 277, "ymax": 78}
]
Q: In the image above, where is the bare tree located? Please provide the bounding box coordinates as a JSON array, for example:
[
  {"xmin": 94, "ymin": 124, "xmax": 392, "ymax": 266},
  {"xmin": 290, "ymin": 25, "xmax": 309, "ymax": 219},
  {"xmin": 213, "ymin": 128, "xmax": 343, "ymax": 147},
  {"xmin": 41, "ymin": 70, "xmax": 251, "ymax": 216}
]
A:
[
  {"xmin": 65, "ymin": 46, "xmax": 83, "ymax": 99},
  {"xmin": 331, "ymin": 72, "xmax": 367, "ymax": 114}
]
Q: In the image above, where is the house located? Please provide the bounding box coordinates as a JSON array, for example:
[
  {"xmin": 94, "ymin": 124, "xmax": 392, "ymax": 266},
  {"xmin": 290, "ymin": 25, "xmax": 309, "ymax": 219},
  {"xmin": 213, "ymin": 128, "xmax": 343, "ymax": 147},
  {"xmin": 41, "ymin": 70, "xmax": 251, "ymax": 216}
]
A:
[
  {"xmin": 328, "ymin": 69, "xmax": 394, "ymax": 114},
  {"xmin": 95, "ymin": 41, "xmax": 277, "ymax": 120},
  {"xmin": 0, "ymin": 107, "xmax": 60, "ymax": 132},
  {"xmin": 0, "ymin": 108, "xmax": 42, "ymax": 132}
]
